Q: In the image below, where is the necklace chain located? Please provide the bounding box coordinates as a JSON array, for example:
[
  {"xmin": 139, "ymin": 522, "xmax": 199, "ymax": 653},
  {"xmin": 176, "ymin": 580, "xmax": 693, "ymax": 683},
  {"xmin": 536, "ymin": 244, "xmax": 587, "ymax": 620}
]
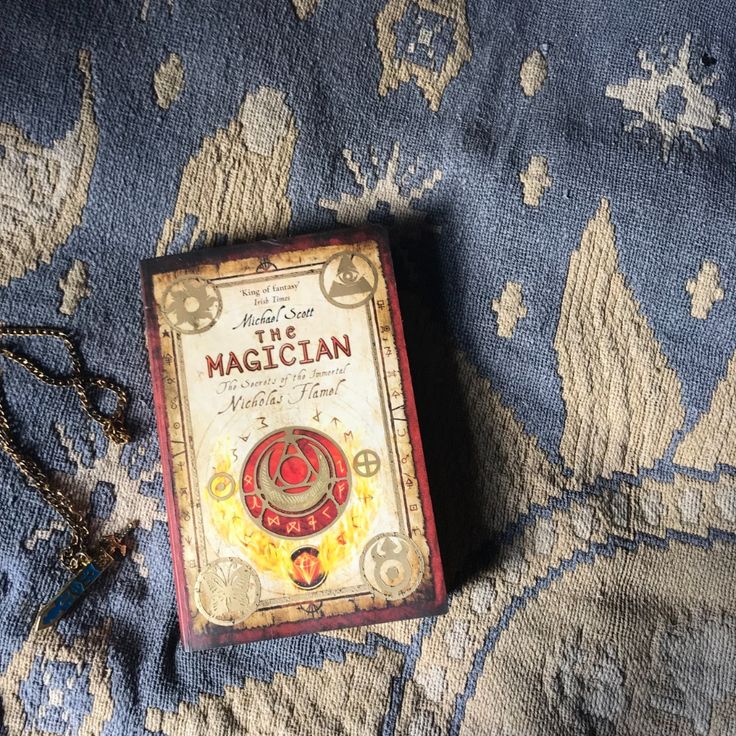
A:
[{"xmin": 0, "ymin": 327, "xmax": 130, "ymax": 571}]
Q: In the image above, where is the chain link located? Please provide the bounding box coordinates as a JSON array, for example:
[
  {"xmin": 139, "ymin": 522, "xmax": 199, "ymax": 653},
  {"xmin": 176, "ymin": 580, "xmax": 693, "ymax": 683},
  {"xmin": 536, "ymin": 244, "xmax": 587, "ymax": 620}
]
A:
[{"xmin": 0, "ymin": 327, "xmax": 130, "ymax": 571}]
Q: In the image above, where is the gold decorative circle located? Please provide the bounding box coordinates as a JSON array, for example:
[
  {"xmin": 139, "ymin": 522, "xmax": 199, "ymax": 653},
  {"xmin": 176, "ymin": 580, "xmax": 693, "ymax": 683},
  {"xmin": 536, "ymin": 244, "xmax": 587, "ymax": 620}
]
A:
[
  {"xmin": 207, "ymin": 472, "xmax": 236, "ymax": 501},
  {"xmin": 161, "ymin": 277, "xmax": 222, "ymax": 334},
  {"xmin": 319, "ymin": 252, "xmax": 378, "ymax": 309},
  {"xmin": 360, "ymin": 533, "xmax": 424, "ymax": 600},
  {"xmin": 194, "ymin": 557, "xmax": 260, "ymax": 626},
  {"xmin": 353, "ymin": 449, "xmax": 381, "ymax": 477}
]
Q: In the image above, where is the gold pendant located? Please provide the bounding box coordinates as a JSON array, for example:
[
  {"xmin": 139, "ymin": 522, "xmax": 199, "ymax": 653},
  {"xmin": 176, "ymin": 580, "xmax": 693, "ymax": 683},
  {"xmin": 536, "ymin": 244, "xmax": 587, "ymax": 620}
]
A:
[{"xmin": 35, "ymin": 525, "xmax": 134, "ymax": 631}]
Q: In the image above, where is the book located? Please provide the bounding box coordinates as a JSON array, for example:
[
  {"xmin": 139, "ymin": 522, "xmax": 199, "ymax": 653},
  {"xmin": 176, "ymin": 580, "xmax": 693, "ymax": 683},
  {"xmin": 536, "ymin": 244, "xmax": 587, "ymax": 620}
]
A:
[{"xmin": 141, "ymin": 226, "xmax": 446, "ymax": 650}]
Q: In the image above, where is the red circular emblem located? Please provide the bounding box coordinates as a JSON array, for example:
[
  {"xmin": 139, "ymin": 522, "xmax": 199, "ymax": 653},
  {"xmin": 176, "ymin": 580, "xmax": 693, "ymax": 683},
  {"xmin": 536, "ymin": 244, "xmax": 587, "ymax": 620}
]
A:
[{"xmin": 241, "ymin": 427, "xmax": 351, "ymax": 538}]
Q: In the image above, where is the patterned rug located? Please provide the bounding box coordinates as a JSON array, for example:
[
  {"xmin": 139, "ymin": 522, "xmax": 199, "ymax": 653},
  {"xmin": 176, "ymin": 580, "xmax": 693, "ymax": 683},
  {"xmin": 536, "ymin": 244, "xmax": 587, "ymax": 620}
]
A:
[{"xmin": 1, "ymin": 1, "xmax": 736, "ymax": 734}]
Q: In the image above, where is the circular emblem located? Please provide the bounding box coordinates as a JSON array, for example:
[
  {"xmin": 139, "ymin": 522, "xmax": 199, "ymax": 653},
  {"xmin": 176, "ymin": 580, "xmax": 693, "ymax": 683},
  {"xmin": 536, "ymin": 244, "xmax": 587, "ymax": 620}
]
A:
[
  {"xmin": 319, "ymin": 252, "xmax": 378, "ymax": 309},
  {"xmin": 353, "ymin": 449, "xmax": 381, "ymax": 477},
  {"xmin": 360, "ymin": 533, "xmax": 424, "ymax": 600},
  {"xmin": 241, "ymin": 427, "xmax": 351, "ymax": 539},
  {"xmin": 289, "ymin": 546, "xmax": 327, "ymax": 590},
  {"xmin": 207, "ymin": 472, "xmax": 236, "ymax": 501},
  {"xmin": 161, "ymin": 277, "xmax": 222, "ymax": 334},
  {"xmin": 194, "ymin": 557, "xmax": 261, "ymax": 626}
]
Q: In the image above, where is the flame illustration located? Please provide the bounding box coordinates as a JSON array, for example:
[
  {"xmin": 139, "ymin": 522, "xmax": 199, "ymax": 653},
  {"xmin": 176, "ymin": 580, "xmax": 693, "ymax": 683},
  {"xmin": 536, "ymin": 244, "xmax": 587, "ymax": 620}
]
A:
[{"xmin": 203, "ymin": 432, "xmax": 377, "ymax": 582}]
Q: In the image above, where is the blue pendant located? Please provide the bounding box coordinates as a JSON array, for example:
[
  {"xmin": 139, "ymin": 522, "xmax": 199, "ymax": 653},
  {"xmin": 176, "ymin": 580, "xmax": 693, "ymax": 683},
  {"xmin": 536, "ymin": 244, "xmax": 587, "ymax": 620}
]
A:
[{"xmin": 35, "ymin": 526, "xmax": 132, "ymax": 630}]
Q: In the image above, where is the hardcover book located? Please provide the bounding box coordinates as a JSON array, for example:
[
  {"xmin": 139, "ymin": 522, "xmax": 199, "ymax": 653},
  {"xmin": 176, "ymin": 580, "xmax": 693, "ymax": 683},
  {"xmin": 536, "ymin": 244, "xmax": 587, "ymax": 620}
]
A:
[{"xmin": 141, "ymin": 226, "xmax": 446, "ymax": 650}]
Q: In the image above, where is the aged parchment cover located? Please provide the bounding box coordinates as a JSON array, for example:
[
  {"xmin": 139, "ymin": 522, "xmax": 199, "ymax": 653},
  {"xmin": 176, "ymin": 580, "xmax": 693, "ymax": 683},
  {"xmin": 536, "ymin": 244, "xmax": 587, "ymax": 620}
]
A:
[{"xmin": 142, "ymin": 227, "xmax": 446, "ymax": 649}]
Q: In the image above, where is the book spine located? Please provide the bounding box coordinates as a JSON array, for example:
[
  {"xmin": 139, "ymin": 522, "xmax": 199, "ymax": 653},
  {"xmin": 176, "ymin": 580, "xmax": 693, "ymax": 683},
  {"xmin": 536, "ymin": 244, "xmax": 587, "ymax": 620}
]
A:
[{"xmin": 139, "ymin": 263, "xmax": 193, "ymax": 650}]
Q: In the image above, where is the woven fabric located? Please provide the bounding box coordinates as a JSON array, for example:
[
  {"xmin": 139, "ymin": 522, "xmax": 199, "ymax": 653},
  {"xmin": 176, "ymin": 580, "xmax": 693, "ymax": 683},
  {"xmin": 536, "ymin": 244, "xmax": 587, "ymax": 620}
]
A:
[{"xmin": 1, "ymin": 1, "xmax": 736, "ymax": 734}]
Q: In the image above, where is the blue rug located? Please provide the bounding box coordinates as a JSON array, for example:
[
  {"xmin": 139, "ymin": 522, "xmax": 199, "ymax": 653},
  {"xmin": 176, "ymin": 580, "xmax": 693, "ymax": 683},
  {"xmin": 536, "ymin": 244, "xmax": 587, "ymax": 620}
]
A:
[{"xmin": 1, "ymin": 1, "xmax": 735, "ymax": 734}]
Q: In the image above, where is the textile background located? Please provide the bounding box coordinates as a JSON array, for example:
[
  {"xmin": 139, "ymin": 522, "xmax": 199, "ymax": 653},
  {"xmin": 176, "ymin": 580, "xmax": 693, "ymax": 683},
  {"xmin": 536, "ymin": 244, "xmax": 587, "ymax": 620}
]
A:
[{"xmin": 1, "ymin": 1, "xmax": 735, "ymax": 734}]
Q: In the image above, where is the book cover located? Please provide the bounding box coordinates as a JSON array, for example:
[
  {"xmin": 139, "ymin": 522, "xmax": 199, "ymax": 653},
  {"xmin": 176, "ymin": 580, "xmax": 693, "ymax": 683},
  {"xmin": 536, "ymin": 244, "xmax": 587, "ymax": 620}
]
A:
[{"xmin": 141, "ymin": 226, "xmax": 446, "ymax": 650}]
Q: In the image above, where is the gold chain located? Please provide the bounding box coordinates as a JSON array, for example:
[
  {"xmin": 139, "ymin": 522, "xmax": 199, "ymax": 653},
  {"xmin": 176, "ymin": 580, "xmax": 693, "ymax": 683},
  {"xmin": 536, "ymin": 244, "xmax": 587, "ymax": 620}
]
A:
[{"xmin": 0, "ymin": 327, "xmax": 130, "ymax": 571}]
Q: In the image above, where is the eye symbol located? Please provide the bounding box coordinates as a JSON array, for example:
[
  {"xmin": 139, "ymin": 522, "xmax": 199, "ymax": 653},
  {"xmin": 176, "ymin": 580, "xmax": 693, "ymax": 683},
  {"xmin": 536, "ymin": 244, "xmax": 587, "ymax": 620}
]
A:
[{"xmin": 339, "ymin": 268, "xmax": 358, "ymax": 284}]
